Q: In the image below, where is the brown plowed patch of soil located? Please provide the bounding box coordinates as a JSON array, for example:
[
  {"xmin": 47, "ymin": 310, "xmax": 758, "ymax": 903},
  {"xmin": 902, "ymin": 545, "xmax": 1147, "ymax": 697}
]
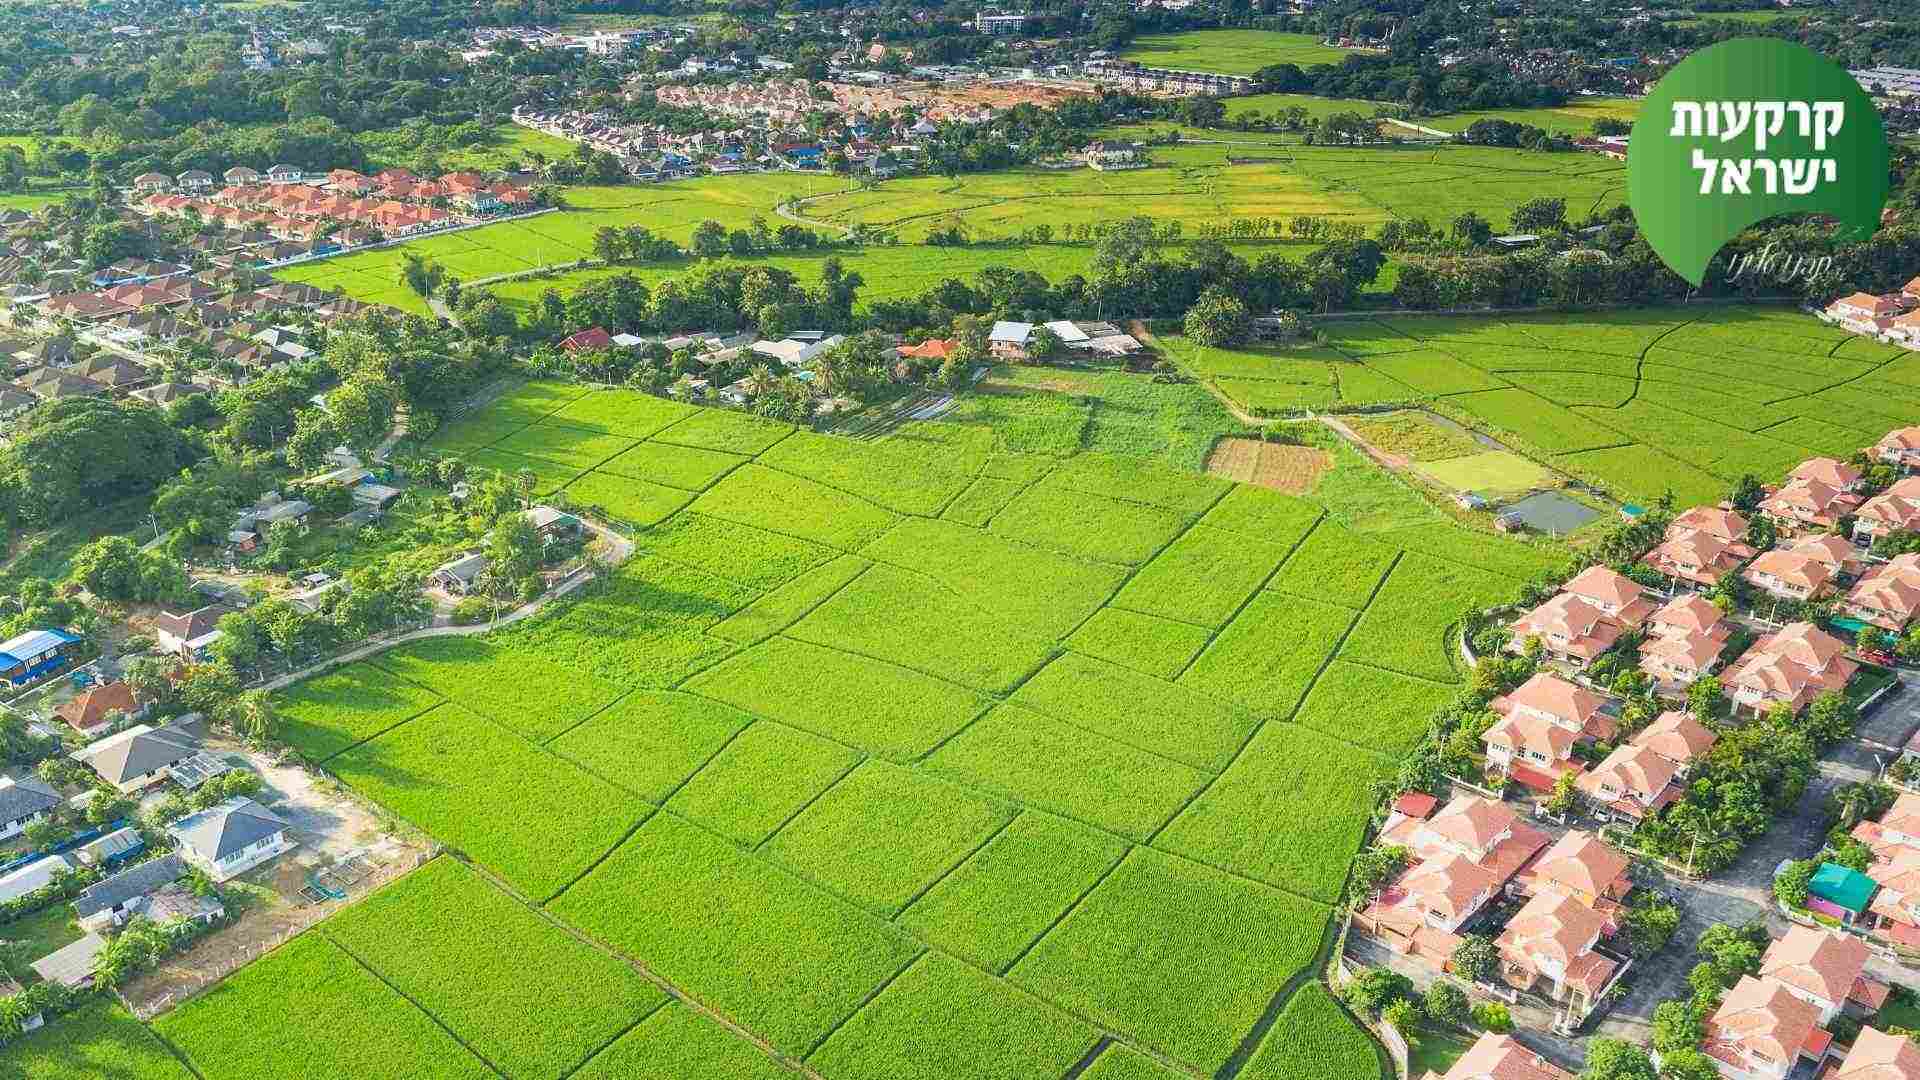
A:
[{"xmin": 1206, "ymin": 438, "xmax": 1330, "ymax": 493}]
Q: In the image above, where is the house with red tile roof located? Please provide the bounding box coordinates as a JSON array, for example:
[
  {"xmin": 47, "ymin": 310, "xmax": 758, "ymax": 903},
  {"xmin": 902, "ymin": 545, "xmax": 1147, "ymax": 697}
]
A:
[
  {"xmin": 1562, "ymin": 565, "xmax": 1656, "ymax": 628},
  {"xmin": 1506, "ymin": 593, "xmax": 1625, "ymax": 667},
  {"xmin": 1418, "ymin": 1033, "xmax": 1574, "ymax": 1080},
  {"xmin": 1485, "ymin": 674, "xmax": 1619, "ymax": 789},
  {"xmin": 1743, "ymin": 548, "xmax": 1836, "ymax": 601},
  {"xmin": 1873, "ymin": 428, "xmax": 1920, "ymax": 474},
  {"xmin": 1757, "ymin": 925, "xmax": 1887, "ymax": 1025},
  {"xmin": 1703, "ymin": 975, "xmax": 1832, "ymax": 1080},
  {"xmin": 1521, "ymin": 831, "xmax": 1631, "ymax": 908},
  {"xmin": 1630, "ymin": 710, "xmax": 1717, "ymax": 777},
  {"xmin": 1833, "ymin": 1028, "xmax": 1920, "ymax": 1080},
  {"xmin": 1578, "ymin": 742, "xmax": 1682, "ymax": 822},
  {"xmin": 898, "ymin": 338, "xmax": 955, "ymax": 360},
  {"xmin": 1760, "ymin": 476, "xmax": 1863, "ymax": 534},
  {"xmin": 1828, "ymin": 291, "xmax": 1913, "ymax": 334},
  {"xmin": 1789, "ymin": 457, "xmax": 1865, "ymax": 493},
  {"xmin": 1495, "ymin": 889, "xmax": 1617, "ymax": 1009},
  {"xmin": 1854, "ymin": 477, "xmax": 1920, "ymax": 546},
  {"xmin": 1358, "ymin": 796, "xmax": 1550, "ymax": 971},
  {"xmin": 560, "ymin": 327, "xmax": 613, "ymax": 352},
  {"xmin": 1847, "ymin": 553, "xmax": 1920, "ymax": 632},
  {"xmin": 1644, "ymin": 527, "xmax": 1755, "ymax": 587},
  {"xmin": 1720, "ymin": 622, "xmax": 1856, "ymax": 715},
  {"xmin": 1671, "ymin": 506, "xmax": 1749, "ymax": 544}
]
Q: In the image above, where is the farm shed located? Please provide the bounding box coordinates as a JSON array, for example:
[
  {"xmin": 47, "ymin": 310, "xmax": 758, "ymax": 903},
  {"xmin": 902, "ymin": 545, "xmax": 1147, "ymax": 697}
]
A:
[
  {"xmin": 30, "ymin": 932, "xmax": 106, "ymax": 988},
  {"xmin": 74, "ymin": 854, "xmax": 189, "ymax": 931}
]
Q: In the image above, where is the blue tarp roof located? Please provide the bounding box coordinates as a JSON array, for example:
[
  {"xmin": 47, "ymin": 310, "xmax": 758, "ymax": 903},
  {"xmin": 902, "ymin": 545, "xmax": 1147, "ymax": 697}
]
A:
[{"xmin": 0, "ymin": 628, "xmax": 78, "ymax": 662}]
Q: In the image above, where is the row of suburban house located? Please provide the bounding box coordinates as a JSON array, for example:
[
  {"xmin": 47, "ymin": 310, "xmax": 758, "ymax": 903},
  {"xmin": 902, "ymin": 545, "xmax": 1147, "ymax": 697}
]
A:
[
  {"xmin": 132, "ymin": 169, "xmax": 535, "ymax": 243},
  {"xmin": 1824, "ymin": 277, "xmax": 1920, "ymax": 343}
]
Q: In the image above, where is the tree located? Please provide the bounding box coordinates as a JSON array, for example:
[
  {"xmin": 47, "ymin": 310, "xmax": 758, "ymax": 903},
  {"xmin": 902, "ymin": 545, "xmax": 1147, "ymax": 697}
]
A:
[
  {"xmin": 1423, "ymin": 982, "xmax": 1470, "ymax": 1028},
  {"xmin": 1347, "ymin": 845, "xmax": 1408, "ymax": 908},
  {"xmin": 1470, "ymin": 1002, "xmax": 1512, "ymax": 1032},
  {"xmin": 1452, "ymin": 211, "xmax": 1493, "ymax": 247},
  {"xmin": 1341, "ymin": 968, "xmax": 1412, "ymax": 1017},
  {"xmin": 691, "ymin": 220, "xmax": 728, "ymax": 258},
  {"xmin": 284, "ymin": 409, "xmax": 341, "ymax": 474},
  {"xmin": 1729, "ymin": 474, "xmax": 1765, "ymax": 514},
  {"xmin": 1805, "ymin": 690, "xmax": 1858, "ymax": 746},
  {"xmin": 230, "ymin": 690, "xmax": 277, "ymax": 747},
  {"xmin": 1774, "ymin": 858, "xmax": 1815, "ymax": 910},
  {"xmin": 1510, "ymin": 197, "xmax": 1568, "ymax": 235},
  {"xmin": 1580, "ymin": 1038, "xmax": 1657, "ymax": 1080},
  {"xmin": 1452, "ymin": 934, "xmax": 1498, "ymax": 983},
  {"xmin": 1686, "ymin": 676, "xmax": 1724, "ymax": 722},
  {"xmin": 67, "ymin": 536, "xmax": 188, "ymax": 604},
  {"xmin": 3, "ymin": 398, "xmax": 195, "ymax": 526},
  {"xmin": 1657, "ymin": 1049, "xmax": 1720, "ymax": 1080},
  {"xmin": 1383, "ymin": 997, "xmax": 1420, "ymax": 1040},
  {"xmin": 327, "ymin": 375, "xmax": 399, "ymax": 460},
  {"xmin": 484, "ymin": 515, "xmax": 543, "ymax": 599},
  {"xmin": 398, "ymin": 252, "xmax": 445, "ymax": 299},
  {"xmin": 1546, "ymin": 769, "xmax": 1579, "ymax": 815},
  {"xmin": 1026, "ymin": 325, "xmax": 1064, "ymax": 362},
  {"xmin": 1651, "ymin": 999, "xmax": 1701, "ymax": 1056},
  {"xmin": 1182, "ymin": 289, "xmax": 1251, "ymax": 347}
]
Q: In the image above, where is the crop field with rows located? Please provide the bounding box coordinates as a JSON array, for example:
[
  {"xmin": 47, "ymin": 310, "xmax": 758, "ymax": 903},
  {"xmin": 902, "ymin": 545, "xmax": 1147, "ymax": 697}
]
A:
[
  {"xmin": 17, "ymin": 374, "xmax": 1583, "ymax": 1080},
  {"xmin": 1172, "ymin": 305, "xmax": 1920, "ymax": 506}
]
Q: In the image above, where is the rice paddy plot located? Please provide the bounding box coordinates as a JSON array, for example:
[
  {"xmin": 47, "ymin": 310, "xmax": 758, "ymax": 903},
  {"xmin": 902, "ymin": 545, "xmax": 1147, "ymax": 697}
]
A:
[
  {"xmin": 1158, "ymin": 724, "xmax": 1392, "ymax": 903},
  {"xmin": 922, "ymin": 704, "xmax": 1209, "ymax": 843},
  {"xmin": 708, "ymin": 553, "xmax": 870, "ymax": 645},
  {"xmin": 1114, "ymin": 523, "xmax": 1301, "ymax": 628},
  {"xmin": 1066, "ymin": 608, "xmax": 1214, "ymax": 681},
  {"xmin": 1179, "ymin": 592, "xmax": 1355, "ymax": 719},
  {"xmin": 806, "ymin": 952, "xmax": 1099, "ymax": 1080},
  {"xmin": 683, "ymin": 636, "xmax": 987, "ymax": 762},
  {"xmin": 898, "ymin": 811, "xmax": 1129, "ymax": 974},
  {"xmin": 328, "ymin": 703, "xmax": 649, "ymax": 900},
  {"xmin": 548, "ymin": 691, "xmax": 756, "ymax": 801},
  {"xmin": 598, "ymin": 440, "xmax": 744, "ymax": 490},
  {"xmin": 988, "ymin": 482, "xmax": 1188, "ymax": 565},
  {"xmin": 545, "ymin": 389, "xmax": 696, "ymax": 438},
  {"xmin": 1239, "ymin": 982, "xmax": 1384, "ymax": 1080},
  {"xmin": 763, "ymin": 760, "xmax": 1013, "ymax": 916},
  {"xmin": 1008, "ymin": 845, "xmax": 1330, "ymax": 1075},
  {"xmin": 666, "ymin": 721, "xmax": 863, "ymax": 847},
  {"xmin": 275, "ymin": 661, "xmax": 444, "ymax": 761},
  {"xmin": 1420, "ymin": 97, "xmax": 1641, "ymax": 137},
  {"xmin": 1418, "ymin": 450, "xmax": 1556, "ymax": 497},
  {"xmin": 1293, "ymin": 659, "xmax": 1459, "ymax": 755},
  {"xmin": 860, "ymin": 516, "xmax": 1125, "ymax": 638},
  {"xmin": 1268, "ymin": 519, "xmax": 1396, "ymax": 608},
  {"xmin": 156, "ymin": 933, "xmax": 496, "ymax": 1080},
  {"xmin": 571, "ymin": 1003, "xmax": 794, "ymax": 1079},
  {"xmin": 639, "ymin": 510, "xmax": 836, "ymax": 590},
  {"xmin": 323, "ymin": 858, "xmax": 667, "ymax": 1080},
  {"xmin": 0, "ymin": 1001, "xmax": 195, "ymax": 1080},
  {"xmin": 375, "ymin": 635, "xmax": 627, "ymax": 742},
  {"xmin": 1118, "ymin": 29, "xmax": 1350, "ymax": 74},
  {"xmin": 562, "ymin": 470, "xmax": 695, "ymax": 528},
  {"xmin": 1338, "ymin": 553, "xmax": 1509, "ymax": 683},
  {"xmin": 1011, "ymin": 652, "xmax": 1258, "ymax": 772},
  {"xmin": 691, "ymin": 464, "xmax": 901, "ymax": 550},
  {"xmin": 548, "ymin": 812, "xmax": 924, "ymax": 1058}
]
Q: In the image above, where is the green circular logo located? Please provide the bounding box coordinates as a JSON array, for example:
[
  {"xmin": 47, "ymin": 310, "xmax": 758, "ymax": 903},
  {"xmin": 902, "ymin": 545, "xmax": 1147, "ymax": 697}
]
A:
[{"xmin": 1628, "ymin": 38, "xmax": 1889, "ymax": 286}]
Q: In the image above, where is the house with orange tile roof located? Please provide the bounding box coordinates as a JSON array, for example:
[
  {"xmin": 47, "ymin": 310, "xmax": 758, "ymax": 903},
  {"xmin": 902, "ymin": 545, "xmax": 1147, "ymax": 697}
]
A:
[
  {"xmin": 1847, "ymin": 553, "xmax": 1920, "ymax": 632},
  {"xmin": 1485, "ymin": 674, "xmax": 1619, "ymax": 789},
  {"xmin": 1702, "ymin": 975, "xmax": 1832, "ymax": 1080},
  {"xmin": 1854, "ymin": 477, "xmax": 1920, "ymax": 545},
  {"xmin": 1641, "ymin": 625, "xmax": 1728, "ymax": 690},
  {"xmin": 1419, "ymin": 1033, "xmax": 1575, "ymax": 1080},
  {"xmin": 1644, "ymin": 527, "xmax": 1755, "ymax": 587},
  {"xmin": 1791, "ymin": 533, "xmax": 1862, "ymax": 576},
  {"xmin": 1631, "ymin": 710, "xmax": 1717, "ymax": 776},
  {"xmin": 1359, "ymin": 796, "xmax": 1551, "ymax": 970},
  {"xmin": 1647, "ymin": 594, "xmax": 1732, "ymax": 644},
  {"xmin": 897, "ymin": 338, "xmax": 955, "ymax": 361},
  {"xmin": 1495, "ymin": 888, "xmax": 1618, "ymax": 1009},
  {"xmin": 1760, "ymin": 476, "xmax": 1863, "ymax": 534},
  {"xmin": 1578, "ymin": 742, "xmax": 1682, "ymax": 822},
  {"xmin": 1562, "ymin": 565, "xmax": 1657, "ymax": 628},
  {"xmin": 1757, "ymin": 925, "xmax": 1888, "ymax": 1025},
  {"xmin": 1521, "ymin": 831, "xmax": 1631, "ymax": 908},
  {"xmin": 1872, "ymin": 428, "xmax": 1920, "ymax": 474},
  {"xmin": 1852, "ymin": 794, "xmax": 1920, "ymax": 948},
  {"xmin": 1828, "ymin": 291, "xmax": 1913, "ymax": 334},
  {"xmin": 1743, "ymin": 548, "xmax": 1836, "ymax": 601},
  {"xmin": 1720, "ymin": 622, "xmax": 1857, "ymax": 715},
  {"xmin": 1833, "ymin": 1027, "xmax": 1920, "ymax": 1080},
  {"xmin": 1506, "ymin": 593, "xmax": 1626, "ymax": 667},
  {"xmin": 1789, "ymin": 457, "xmax": 1865, "ymax": 493},
  {"xmin": 1672, "ymin": 506, "xmax": 1749, "ymax": 544}
]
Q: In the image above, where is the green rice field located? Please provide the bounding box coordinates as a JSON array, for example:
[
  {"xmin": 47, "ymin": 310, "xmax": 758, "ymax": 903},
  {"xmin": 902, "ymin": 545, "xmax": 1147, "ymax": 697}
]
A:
[
  {"xmin": 1118, "ymin": 29, "xmax": 1353, "ymax": 74},
  {"xmin": 0, "ymin": 366, "xmax": 1601, "ymax": 1079},
  {"xmin": 1421, "ymin": 97, "xmax": 1642, "ymax": 137},
  {"xmin": 1169, "ymin": 305, "xmax": 1919, "ymax": 506}
]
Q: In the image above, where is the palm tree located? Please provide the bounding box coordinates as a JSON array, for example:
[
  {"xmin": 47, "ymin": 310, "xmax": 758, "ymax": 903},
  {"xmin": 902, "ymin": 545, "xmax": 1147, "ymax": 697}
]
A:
[{"xmin": 743, "ymin": 363, "xmax": 779, "ymax": 399}]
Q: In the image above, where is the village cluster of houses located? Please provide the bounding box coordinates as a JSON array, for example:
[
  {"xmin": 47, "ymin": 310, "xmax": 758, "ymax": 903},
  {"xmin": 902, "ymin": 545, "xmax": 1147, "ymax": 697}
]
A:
[
  {"xmin": 1081, "ymin": 57, "xmax": 1255, "ymax": 96},
  {"xmin": 1823, "ymin": 277, "xmax": 1920, "ymax": 345},
  {"xmin": 515, "ymin": 106, "xmax": 933, "ymax": 180},
  {"xmin": 131, "ymin": 166, "xmax": 536, "ymax": 244},
  {"xmin": 0, "ymin": 709, "xmax": 294, "ymax": 1002}
]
